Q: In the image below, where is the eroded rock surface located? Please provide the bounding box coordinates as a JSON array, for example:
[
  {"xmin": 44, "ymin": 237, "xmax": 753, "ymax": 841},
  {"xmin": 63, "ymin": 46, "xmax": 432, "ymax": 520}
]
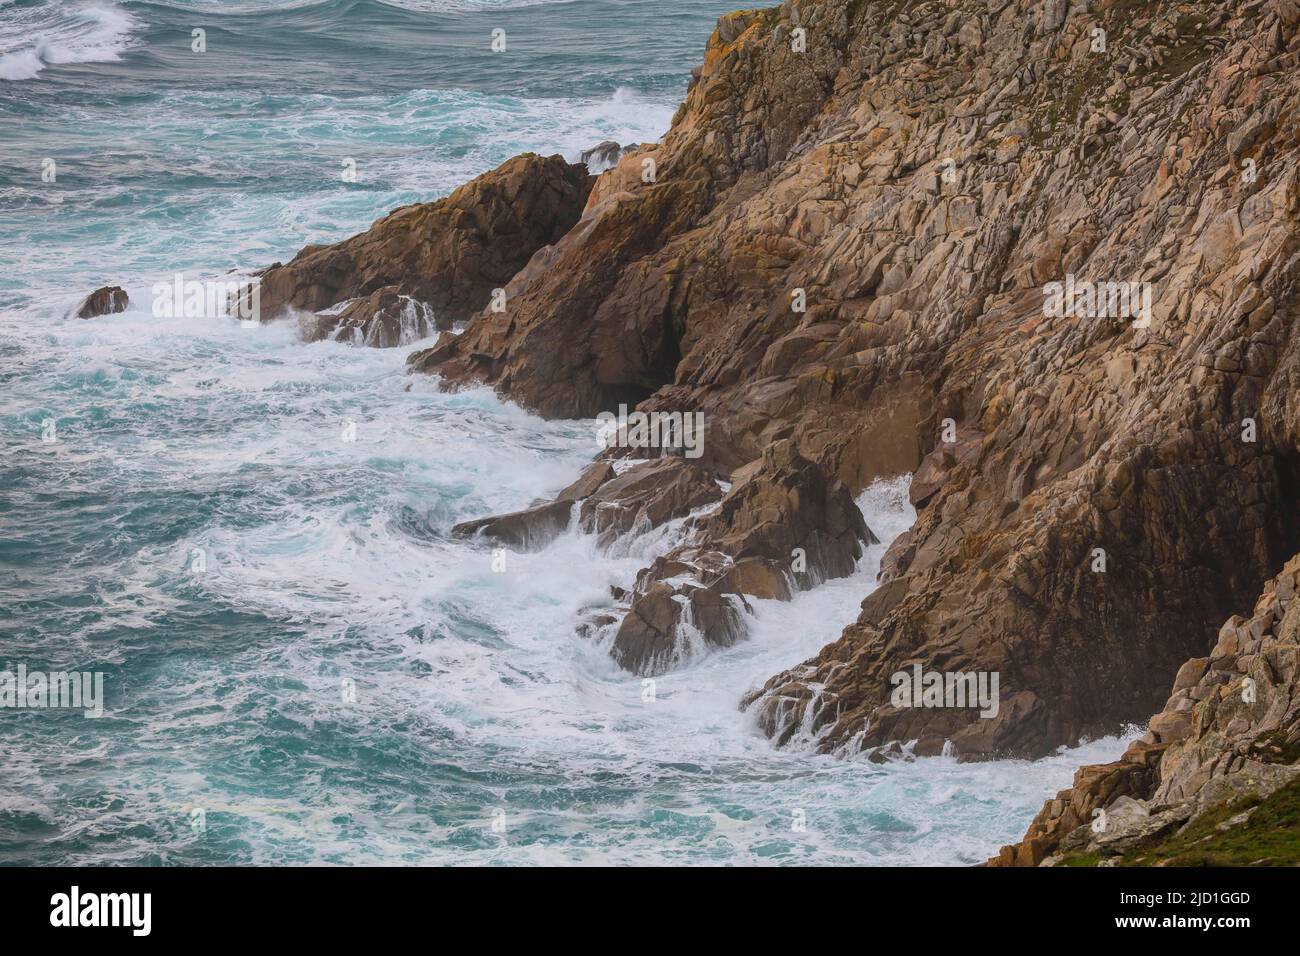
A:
[
  {"xmin": 579, "ymin": 140, "xmax": 630, "ymax": 172},
  {"xmin": 420, "ymin": 0, "xmax": 1300, "ymax": 760},
  {"xmin": 994, "ymin": 554, "xmax": 1300, "ymax": 865},
  {"xmin": 609, "ymin": 440, "xmax": 876, "ymax": 674},
  {"xmin": 578, "ymin": 458, "xmax": 722, "ymax": 547},
  {"xmin": 303, "ymin": 287, "xmax": 443, "ymax": 348}
]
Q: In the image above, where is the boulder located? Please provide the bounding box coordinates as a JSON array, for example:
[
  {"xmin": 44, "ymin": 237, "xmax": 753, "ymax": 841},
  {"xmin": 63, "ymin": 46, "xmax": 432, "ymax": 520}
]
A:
[
  {"xmin": 611, "ymin": 580, "xmax": 751, "ymax": 675},
  {"xmin": 579, "ymin": 140, "xmax": 626, "ymax": 171},
  {"xmin": 75, "ymin": 286, "xmax": 129, "ymax": 318},
  {"xmin": 449, "ymin": 460, "xmax": 619, "ymax": 552}
]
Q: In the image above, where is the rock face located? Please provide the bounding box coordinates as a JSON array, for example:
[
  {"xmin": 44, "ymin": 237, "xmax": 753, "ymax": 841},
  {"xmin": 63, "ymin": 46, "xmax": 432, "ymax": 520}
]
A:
[
  {"xmin": 410, "ymin": 0, "xmax": 1300, "ymax": 762},
  {"xmin": 376, "ymin": 0, "xmax": 1300, "ymax": 796},
  {"xmin": 556, "ymin": 461, "xmax": 617, "ymax": 502},
  {"xmin": 578, "ymin": 458, "xmax": 722, "ymax": 547},
  {"xmin": 76, "ymin": 286, "xmax": 129, "ymax": 318},
  {"xmin": 250, "ymin": 152, "xmax": 593, "ymax": 337},
  {"xmin": 994, "ymin": 555, "xmax": 1300, "ymax": 865}
]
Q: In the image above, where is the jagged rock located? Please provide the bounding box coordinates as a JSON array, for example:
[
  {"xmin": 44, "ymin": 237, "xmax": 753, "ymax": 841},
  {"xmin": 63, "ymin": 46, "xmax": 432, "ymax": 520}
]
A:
[
  {"xmin": 408, "ymin": 0, "xmax": 1300, "ymax": 760},
  {"xmin": 579, "ymin": 141, "xmax": 626, "ymax": 172},
  {"xmin": 600, "ymin": 441, "xmax": 876, "ymax": 673},
  {"xmin": 303, "ymin": 287, "xmax": 444, "ymax": 348},
  {"xmin": 556, "ymin": 461, "xmax": 617, "ymax": 502},
  {"xmin": 578, "ymin": 458, "xmax": 722, "ymax": 547},
  {"xmin": 994, "ymin": 555, "xmax": 1300, "ymax": 865},
  {"xmin": 1057, "ymin": 796, "xmax": 1193, "ymax": 856},
  {"xmin": 451, "ymin": 499, "xmax": 574, "ymax": 550},
  {"xmin": 611, "ymin": 579, "xmax": 751, "ymax": 675},
  {"xmin": 908, "ymin": 428, "xmax": 983, "ymax": 508},
  {"xmin": 249, "ymin": 153, "xmax": 593, "ymax": 332},
  {"xmin": 713, "ymin": 556, "xmax": 794, "ymax": 601},
  {"xmin": 450, "ymin": 457, "xmax": 703, "ymax": 555},
  {"xmin": 76, "ymin": 286, "xmax": 128, "ymax": 318},
  {"xmin": 693, "ymin": 439, "xmax": 877, "ymax": 588}
]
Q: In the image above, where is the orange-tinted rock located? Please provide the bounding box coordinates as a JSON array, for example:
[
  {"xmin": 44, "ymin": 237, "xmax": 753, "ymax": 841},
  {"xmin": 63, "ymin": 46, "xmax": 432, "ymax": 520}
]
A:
[{"xmin": 410, "ymin": 0, "xmax": 1300, "ymax": 760}]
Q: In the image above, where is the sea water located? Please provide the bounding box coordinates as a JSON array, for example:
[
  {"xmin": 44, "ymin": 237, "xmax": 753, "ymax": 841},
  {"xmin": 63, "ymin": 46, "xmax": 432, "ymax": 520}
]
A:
[{"xmin": 0, "ymin": 0, "xmax": 1132, "ymax": 864}]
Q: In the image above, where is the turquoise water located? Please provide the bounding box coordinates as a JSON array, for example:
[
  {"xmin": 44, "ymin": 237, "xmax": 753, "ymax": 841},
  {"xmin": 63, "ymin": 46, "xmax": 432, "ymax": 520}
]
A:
[{"xmin": 0, "ymin": 0, "xmax": 1130, "ymax": 865}]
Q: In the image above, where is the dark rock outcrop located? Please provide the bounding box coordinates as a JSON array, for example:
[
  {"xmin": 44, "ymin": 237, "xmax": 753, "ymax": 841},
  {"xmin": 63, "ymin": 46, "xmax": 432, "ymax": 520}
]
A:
[
  {"xmin": 451, "ymin": 499, "xmax": 575, "ymax": 551},
  {"xmin": 76, "ymin": 286, "xmax": 129, "ymax": 318},
  {"xmin": 579, "ymin": 140, "xmax": 627, "ymax": 172},
  {"xmin": 994, "ymin": 554, "xmax": 1300, "ymax": 865},
  {"xmin": 446, "ymin": 438, "xmax": 875, "ymax": 675},
  {"xmin": 607, "ymin": 441, "xmax": 875, "ymax": 674},
  {"xmin": 612, "ymin": 578, "xmax": 752, "ymax": 675},
  {"xmin": 248, "ymin": 153, "xmax": 593, "ymax": 335},
  {"xmin": 578, "ymin": 458, "xmax": 722, "ymax": 548},
  {"xmin": 693, "ymin": 439, "xmax": 876, "ymax": 589}
]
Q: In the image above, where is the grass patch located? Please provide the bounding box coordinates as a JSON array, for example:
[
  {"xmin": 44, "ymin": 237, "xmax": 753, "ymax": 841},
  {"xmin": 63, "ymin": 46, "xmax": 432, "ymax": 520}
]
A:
[{"xmin": 1059, "ymin": 776, "xmax": 1300, "ymax": 867}]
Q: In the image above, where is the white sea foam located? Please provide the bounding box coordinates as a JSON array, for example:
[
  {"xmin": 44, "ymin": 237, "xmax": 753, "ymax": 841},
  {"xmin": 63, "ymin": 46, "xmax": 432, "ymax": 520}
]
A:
[
  {"xmin": 0, "ymin": 83, "xmax": 676, "ymax": 313},
  {"xmin": 0, "ymin": 1, "xmax": 140, "ymax": 81},
  {"xmin": 0, "ymin": 298, "xmax": 1136, "ymax": 864}
]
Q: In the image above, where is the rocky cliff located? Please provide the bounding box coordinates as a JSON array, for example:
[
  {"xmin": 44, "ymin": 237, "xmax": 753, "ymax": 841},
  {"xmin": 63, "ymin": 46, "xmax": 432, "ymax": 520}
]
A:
[
  {"xmin": 257, "ymin": 0, "xmax": 1300, "ymax": 825},
  {"xmin": 994, "ymin": 555, "xmax": 1300, "ymax": 865}
]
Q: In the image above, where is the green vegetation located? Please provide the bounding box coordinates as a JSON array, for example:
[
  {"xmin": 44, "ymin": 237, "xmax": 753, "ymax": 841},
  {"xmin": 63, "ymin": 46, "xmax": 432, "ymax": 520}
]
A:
[{"xmin": 1059, "ymin": 776, "xmax": 1300, "ymax": 867}]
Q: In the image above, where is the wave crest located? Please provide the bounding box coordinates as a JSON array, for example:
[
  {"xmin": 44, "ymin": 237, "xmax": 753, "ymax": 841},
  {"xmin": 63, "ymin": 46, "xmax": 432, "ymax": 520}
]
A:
[{"xmin": 0, "ymin": 1, "xmax": 141, "ymax": 81}]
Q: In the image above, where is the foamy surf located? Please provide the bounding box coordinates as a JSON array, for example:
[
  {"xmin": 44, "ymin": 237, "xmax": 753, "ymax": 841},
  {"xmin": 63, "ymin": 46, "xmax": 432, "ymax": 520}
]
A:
[
  {"xmin": 0, "ymin": 0, "xmax": 1133, "ymax": 865},
  {"xmin": 0, "ymin": 1, "xmax": 139, "ymax": 80}
]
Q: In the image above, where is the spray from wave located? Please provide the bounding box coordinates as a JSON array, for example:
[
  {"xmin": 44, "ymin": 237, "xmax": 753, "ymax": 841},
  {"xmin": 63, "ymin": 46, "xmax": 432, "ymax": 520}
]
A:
[{"xmin": 0, "ymin": 1, "xmax": 140, "ymax": 81}]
